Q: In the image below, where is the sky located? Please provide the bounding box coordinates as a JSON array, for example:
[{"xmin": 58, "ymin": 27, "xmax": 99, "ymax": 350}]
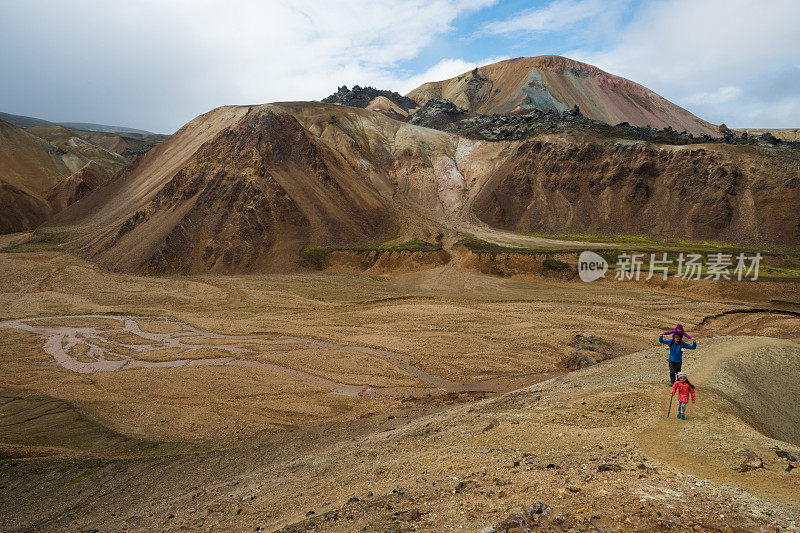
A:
[{"xmin": 1, "ymin": 0, "xmax": 798, "ymax": 133}]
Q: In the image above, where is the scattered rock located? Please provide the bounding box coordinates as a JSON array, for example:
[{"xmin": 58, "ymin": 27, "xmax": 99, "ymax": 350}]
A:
[
  {"xmin": 786, "ymin": 464, "xmax": 796, "ymax": 472},
  {"xmin": 775, "ymin": 449, "xmax": 797, "ymax": 462},
  {"xmin": 483, "ymin": 418, "xmax": 500, "ymax": 432},
  {"xmin": 481, "ymin": 501, "xmax": 551, "ymax": 533},
  {"xmin": 598, "ymin": 463, "xmax": 623, "ymax": 472},
  {"xmin": 529, "ymin": 501, "xmax": 550, "ymax": 515},
  {"xmin": 391, "ymin": 486, "xmax": 405, "ymax": 495},
  {"xmin": 562, "ymin": 333, "xmax": 614, "ymax": 370},
  {"xmin": 305, "ymin": 510, "xmax": 315, "ymax": 516},
  {"xmin": 738, "ymin": 452, "xmax": 764, "ymax": 472}
]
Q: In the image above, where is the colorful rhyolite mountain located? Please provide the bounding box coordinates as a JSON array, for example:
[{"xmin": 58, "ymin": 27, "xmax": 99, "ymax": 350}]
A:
[{"xmin": 406, "ymin": 56, "xmax": 720, "ymax": 136}]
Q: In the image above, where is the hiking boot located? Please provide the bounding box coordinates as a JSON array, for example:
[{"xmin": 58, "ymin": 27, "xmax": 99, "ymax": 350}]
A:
[
  {"xmin": 676, "ymin": 414, "xmax": 681, "ymax": 419},
  {"xmin": 680, "ymin": 414, "xmax": 686, "ymax": 420}
]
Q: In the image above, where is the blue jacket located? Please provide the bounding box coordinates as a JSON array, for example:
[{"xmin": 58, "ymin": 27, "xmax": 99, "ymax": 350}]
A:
[{"xmin": 660, "ymin": 336, "xmax": 696, "ymax": 362}]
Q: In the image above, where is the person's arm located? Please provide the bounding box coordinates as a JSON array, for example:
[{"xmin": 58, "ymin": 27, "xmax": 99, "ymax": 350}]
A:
[
  {"xmin": 671, "ymin": 382, "xmax": 678, "ymax": 396},
  {"xmin": 690, "ymin": 386, "xmax": 696, "ymax": 402},
  {"xmin": 684, "ymin": 340, "xmax": 697, "ymax": 349},
  {"xmin": 659, "ymin": 336, "xmax": 669, "ymax": 345}
]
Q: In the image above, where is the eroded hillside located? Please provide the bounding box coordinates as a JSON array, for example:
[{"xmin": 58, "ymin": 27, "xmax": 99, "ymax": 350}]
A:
[
  {"xmin": 473, "ymin": 139, "xmax": 800, "ymax": 244},
  {"xmin": 40, "ymin": 100, "xmax": 800, "ymax": 274}
]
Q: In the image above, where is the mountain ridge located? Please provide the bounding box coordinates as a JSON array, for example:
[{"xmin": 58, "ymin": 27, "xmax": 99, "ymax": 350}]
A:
[
  {"xmin": 41, "ymin": 99, "xmax": 800, "ymax": 274},
  {"xmin": 0, "ymin": 111, "xmax": 160, "ymax": 135}
]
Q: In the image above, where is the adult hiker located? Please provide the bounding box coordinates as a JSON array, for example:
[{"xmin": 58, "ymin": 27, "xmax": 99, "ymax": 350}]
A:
[
  {"xmin": 670, "ymin": 372, "xmax": 696, "ymax": 419},
  {"xmin": 659, "ymin": 323, "xmax": 697, "ymax": 384}
]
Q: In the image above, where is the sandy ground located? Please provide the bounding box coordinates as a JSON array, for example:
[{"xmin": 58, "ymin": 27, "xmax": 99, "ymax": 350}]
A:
[{"xmin": 1, "ymin": 249, "xmax": 799, "ymax": 531}]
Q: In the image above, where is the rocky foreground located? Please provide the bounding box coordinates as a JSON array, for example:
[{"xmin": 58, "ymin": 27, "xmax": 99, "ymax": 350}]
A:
[{"xmin": 2, "ymin": 335, "xmax": 798, "ymax": 531}]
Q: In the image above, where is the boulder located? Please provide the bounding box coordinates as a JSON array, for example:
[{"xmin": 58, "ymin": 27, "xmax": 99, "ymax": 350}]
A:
[
  {"xmin": 738, "ymin": 452, "xmax": 764, "ymax": 472},
  {"xmin": 775, "ymin": 449, "xmax": 797, "ymax": 462}
]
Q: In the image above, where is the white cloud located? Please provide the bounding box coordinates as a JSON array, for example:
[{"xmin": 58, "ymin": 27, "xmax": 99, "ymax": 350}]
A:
[
  {"xmin": 482, "ymin": 0, "xmax": 620, "ymax": 35},
  {"xmin": 567, "ymin": 0, "xmax": 800, "ymax": 127},
  {"xmin": 683, "ymin": 86, "xmax": 743, "ymax": 106},
  {"xmin": 0, "ymin": 0, "xmax": 497, "ymax": 132},
  {"xmin": 392, "ymin": 56, "xmax": 510, "ymax": 93}
]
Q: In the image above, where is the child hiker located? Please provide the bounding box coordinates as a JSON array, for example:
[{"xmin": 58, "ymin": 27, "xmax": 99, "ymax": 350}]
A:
[
  {"xmin": 671, "ymin": 372, "xmax": 695, "ymax": 419},
  {"xmin": 659, "ymin": 323, "xmax": 697, "ymax": 384}
]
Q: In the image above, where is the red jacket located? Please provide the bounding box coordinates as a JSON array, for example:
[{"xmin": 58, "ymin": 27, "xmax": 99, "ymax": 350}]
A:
[{"xmin": 672, "ymin": 380, "xmax": 696, "ymax": 403}]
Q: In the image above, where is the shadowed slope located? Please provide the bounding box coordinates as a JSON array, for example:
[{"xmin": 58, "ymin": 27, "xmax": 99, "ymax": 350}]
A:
[{"xmin": 45, "ymin": 161, "xmax": 114, "ymax": 214}]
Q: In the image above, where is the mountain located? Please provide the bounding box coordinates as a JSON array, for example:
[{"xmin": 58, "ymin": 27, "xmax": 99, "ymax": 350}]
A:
[
  {"xmin": 24, "ymin": 125, "xmax": 127, "ymax": 168},
  {"xmin": 0, "ymin": 112, "xmax": 158, "ymax": 135},
  {"xmin": 45, "ymin": 161, "xmax": 114, "ymax": 213},
  {"xmin": 43, "ymin": 99, "xmax": 800, "ymax": 274},
  {"xmin": 0, "ymin": 119, "xmax": 125, "ymax": 233},
  {"xmin": 406, "ymin": 55, "xmax": 720, "ymax": 137},
  {"xmin": 56, "ymin": 122, "xmax": 156, "ymax": 135},
  {"xmin": 45, "ymin": 104, "xmax": 403, "ymax": 273},
  {"xmin": 28, "ymin": 124, "xmax": 167, "ymax": 157}
]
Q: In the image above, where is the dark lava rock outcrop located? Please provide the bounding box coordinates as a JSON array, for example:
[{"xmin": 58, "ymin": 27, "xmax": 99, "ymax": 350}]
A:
[
  {"xmin": 407, "ymin": 98, "xmax": 470, "ymax": 129},
  {"xmin": 322, "ymin": 85, "xmax": 417, "ymax": 111}
]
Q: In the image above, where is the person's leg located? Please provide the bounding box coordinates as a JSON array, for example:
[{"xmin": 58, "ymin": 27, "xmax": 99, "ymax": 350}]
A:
[
  {"xmin": 678, "ymin": 402, "xmax": 686, "ymax": 418},
  {"xmin": 669, "ymin": 361, "xmax": 677, "ymax": 384}
]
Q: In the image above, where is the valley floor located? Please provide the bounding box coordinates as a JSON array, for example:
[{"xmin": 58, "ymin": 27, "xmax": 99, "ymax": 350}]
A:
[{"xmin": 1, "ymin": 249, "xmax": 799, "ymax": 531}]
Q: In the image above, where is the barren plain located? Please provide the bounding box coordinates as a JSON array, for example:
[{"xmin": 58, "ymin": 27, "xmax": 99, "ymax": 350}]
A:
[{"xmin": 1, "ymin": 242, "xmax": 799, "ymax": 531}]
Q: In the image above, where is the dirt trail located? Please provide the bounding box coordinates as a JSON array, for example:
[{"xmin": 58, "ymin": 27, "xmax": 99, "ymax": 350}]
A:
[
  {"xmin": 638, "ymin": 336, "xmax": 800, "ymax": 506},
  {"xmin": 0, "ymin": 315, "xmax": 551, "ymax": 399},
  {"xmin": 37, "ymin": 264, "xmax": 66, "ymax": 292}
]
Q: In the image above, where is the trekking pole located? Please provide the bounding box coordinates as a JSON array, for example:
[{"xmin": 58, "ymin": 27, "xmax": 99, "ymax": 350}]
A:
[{"xmin": 667, "ymin": 394, "xmax": 674, "ymax": 418}]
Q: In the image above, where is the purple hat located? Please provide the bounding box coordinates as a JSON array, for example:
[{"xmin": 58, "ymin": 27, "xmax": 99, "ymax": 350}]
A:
[{"xmin": 663, "ymin": 323, "xmax": 692, "ymax": 339}]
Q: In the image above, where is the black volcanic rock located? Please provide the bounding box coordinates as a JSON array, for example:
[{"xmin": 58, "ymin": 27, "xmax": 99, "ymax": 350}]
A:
[
  {"xmin": 412, "ymin": 102, "xmax": 800, "ymax": 149},
  {"xmin": 322, "ymin": 85, "xmax": 417, "ymax": 111},
  {"xmin": 407, "ymin": 98, "xmax": 469, "ymax": 129}
]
